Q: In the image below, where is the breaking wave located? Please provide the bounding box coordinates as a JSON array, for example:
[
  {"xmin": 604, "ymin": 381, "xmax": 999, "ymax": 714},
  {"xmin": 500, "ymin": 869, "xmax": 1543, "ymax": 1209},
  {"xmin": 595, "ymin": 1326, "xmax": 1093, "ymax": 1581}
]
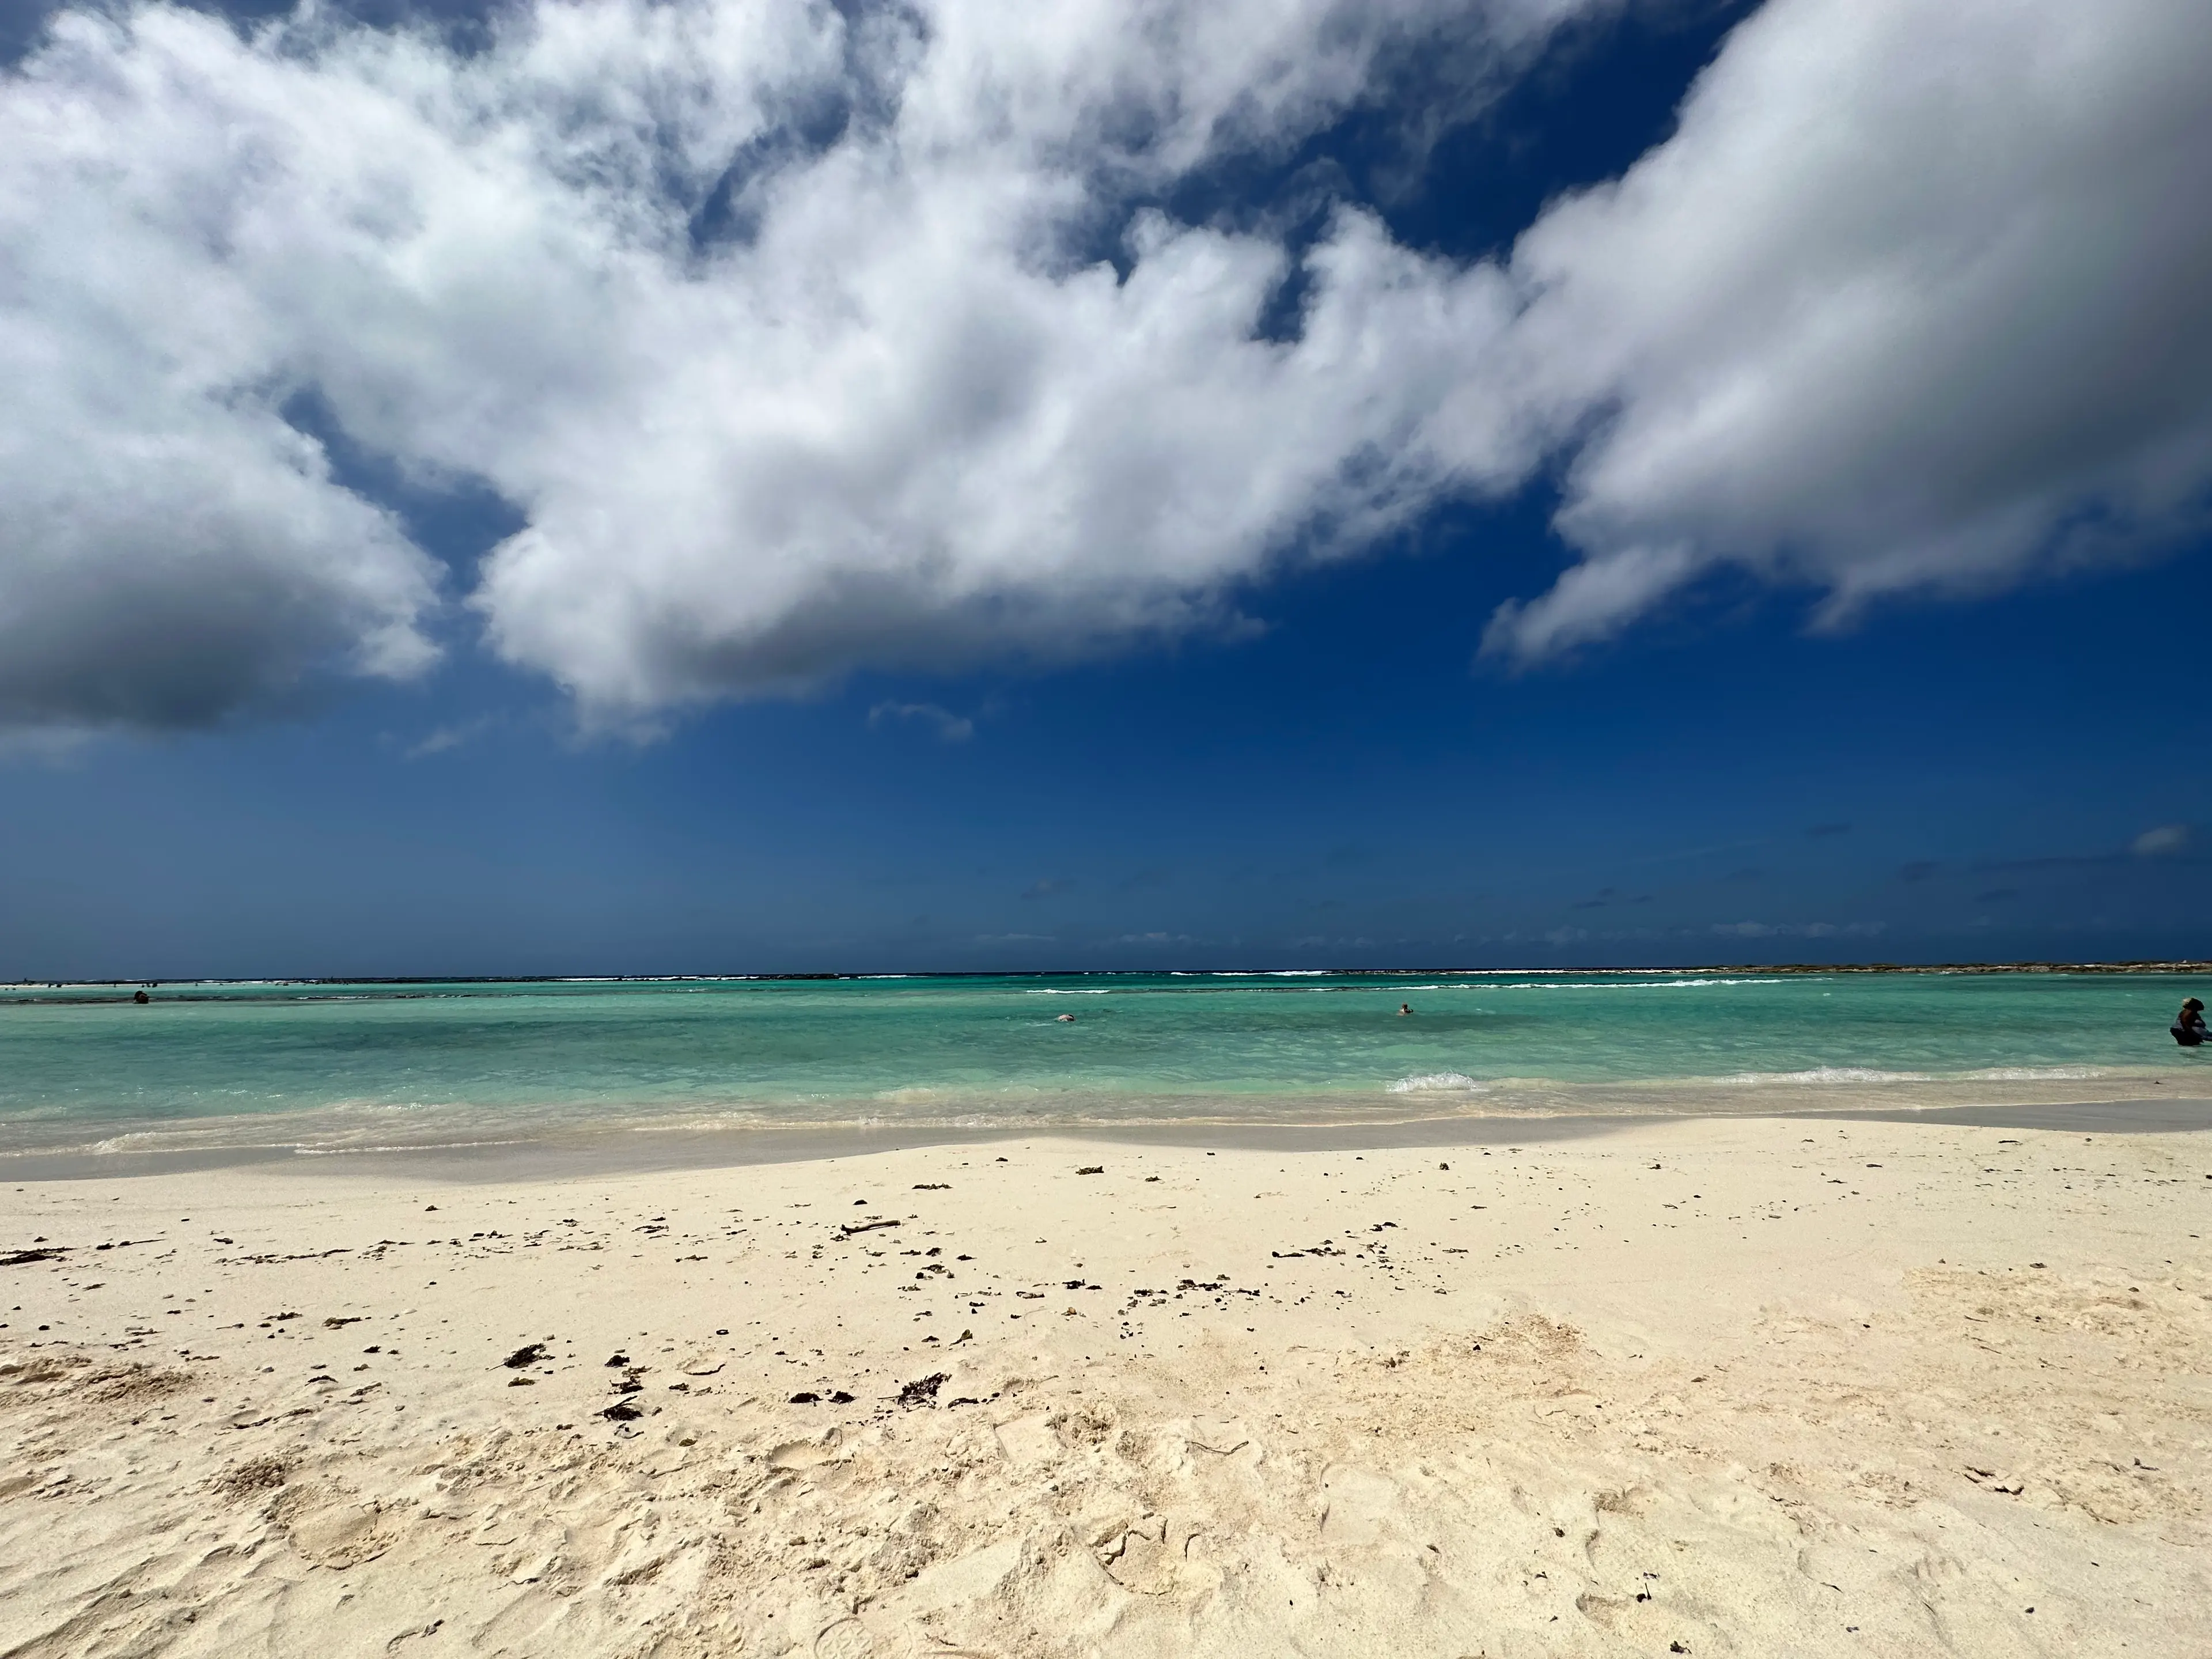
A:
[{"xmin": 1387, "ymin": 1072, "xmax": 1488, "ymax": 1094}]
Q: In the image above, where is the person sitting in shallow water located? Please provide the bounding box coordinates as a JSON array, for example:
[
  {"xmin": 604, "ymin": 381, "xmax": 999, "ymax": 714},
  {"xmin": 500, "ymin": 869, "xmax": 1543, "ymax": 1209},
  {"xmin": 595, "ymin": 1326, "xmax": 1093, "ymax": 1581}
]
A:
[{"xmin": 2175, "ymin": 998, "xmax": 2208, "ymax": 1047}]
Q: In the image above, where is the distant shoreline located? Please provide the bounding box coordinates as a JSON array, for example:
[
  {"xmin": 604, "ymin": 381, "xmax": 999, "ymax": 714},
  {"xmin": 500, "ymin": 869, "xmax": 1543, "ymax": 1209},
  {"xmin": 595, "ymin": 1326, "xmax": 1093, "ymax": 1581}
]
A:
[{"xmin": 4, "ymin": 960, "xmax": 2208, "ymax": 991}]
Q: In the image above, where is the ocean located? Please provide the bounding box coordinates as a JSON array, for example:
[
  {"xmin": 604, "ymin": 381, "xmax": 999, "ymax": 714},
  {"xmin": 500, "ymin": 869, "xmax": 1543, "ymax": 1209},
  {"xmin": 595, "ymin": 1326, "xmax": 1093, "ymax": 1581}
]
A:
[{"xmin": 1, "ymin": 969, "xmax": 2204, "ymax": 1164}]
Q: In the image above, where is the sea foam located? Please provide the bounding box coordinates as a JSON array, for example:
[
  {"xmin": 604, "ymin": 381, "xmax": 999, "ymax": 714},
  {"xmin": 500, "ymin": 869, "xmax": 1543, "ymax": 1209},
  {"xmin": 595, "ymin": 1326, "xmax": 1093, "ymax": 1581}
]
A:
[
  {"xmin": 1717, "ymin": 1067, "xmax": 1934, "ymax": 1085},
  {"xmin": 1387, "ymin": 1071, "xmax": 1488, "ymax": 1094}
]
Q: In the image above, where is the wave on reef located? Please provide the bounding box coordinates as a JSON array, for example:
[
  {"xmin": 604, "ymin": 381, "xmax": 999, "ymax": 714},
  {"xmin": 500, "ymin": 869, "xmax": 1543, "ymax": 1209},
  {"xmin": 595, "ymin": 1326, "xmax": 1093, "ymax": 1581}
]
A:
[{"xmin": 1386, "ymin": 1072, "xmax": 1488, "ymax": 1094}]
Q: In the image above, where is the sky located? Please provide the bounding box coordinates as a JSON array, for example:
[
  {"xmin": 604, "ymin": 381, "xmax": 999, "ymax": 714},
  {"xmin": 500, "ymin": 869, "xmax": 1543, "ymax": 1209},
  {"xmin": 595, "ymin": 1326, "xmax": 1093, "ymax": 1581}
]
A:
[{"xmin": 1, "ymin": 0, "xmax": 2208, "ymax": 977}]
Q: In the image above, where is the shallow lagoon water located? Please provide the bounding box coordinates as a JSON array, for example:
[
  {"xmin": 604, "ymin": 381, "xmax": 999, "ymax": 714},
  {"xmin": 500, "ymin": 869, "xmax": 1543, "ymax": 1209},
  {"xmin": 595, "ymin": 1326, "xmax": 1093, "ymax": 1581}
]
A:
[{"xmin": 0, "ymin": 969, "xmax": 2203, "ymax": 1160}]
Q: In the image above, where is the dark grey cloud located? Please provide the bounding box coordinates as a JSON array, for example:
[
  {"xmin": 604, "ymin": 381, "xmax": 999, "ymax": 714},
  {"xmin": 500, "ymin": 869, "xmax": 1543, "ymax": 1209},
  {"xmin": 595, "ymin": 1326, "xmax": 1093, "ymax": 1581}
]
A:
[
  {"xmin": 0, "ymin": 388, "xmax": 437, "ymax": 735},
  {"xmin": 0, "ymin": 556, "xmax": 410, "ymax": 733}
]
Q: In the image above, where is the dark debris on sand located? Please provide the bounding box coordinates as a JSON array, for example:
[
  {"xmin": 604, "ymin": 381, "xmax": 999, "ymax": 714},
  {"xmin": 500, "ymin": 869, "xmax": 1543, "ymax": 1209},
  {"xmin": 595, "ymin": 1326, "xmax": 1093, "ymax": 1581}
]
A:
[{"xmin": 897, "ymin": 1372, "xmax": 948, "ymax": 1408}]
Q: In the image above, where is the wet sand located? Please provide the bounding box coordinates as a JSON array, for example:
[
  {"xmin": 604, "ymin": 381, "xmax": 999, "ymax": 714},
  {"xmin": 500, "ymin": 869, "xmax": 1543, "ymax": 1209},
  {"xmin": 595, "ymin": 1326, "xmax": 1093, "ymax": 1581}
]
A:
[
  {"xmin": 7, "ymin": 1092, "xmax": 2206, "ymax": 1187},
  {"xmin": 3, "ymin": 1112, "xmax": 2209, "ymax": 1656}
]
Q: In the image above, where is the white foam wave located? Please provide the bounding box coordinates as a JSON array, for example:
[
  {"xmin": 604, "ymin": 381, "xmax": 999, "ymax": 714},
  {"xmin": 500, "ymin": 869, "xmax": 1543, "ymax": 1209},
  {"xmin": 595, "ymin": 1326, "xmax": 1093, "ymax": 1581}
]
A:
[
  {"xmin": 84, "ymin": 1128, "xmax": 238, "ymax": 1154},
  {"xmin": 867, "ymin": 1084, "xmax": 1056, "ymax": 1105},
  {"xmin": 1487, "ymin": 978, "xmax": 1789, "ymax": 991},
  {"xmin": 290, "ymin": 1137, "xmax": 536, "ymax": 1156},
  {"xmin": 1386, "ymin": 1072, "xmax": 1488, "ymax": 1094},
  {"xmin": 1956, "ymin": 1066, "xmax": 2109, "ymax": 1082},
  {"xmin": 1716, "ymin": 1067, "xmax": 1934, "ymax": 1085}
]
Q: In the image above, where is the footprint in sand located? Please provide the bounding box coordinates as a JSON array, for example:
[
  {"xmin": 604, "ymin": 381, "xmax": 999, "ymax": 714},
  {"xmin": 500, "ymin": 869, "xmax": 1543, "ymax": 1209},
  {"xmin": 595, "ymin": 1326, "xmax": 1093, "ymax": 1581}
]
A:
[
  {"xmin": 1319, "ymin": 1465, "xmax": 1403, "ymax": 1548},
  {"xmin": 278, "ymin": 1489, "xmax": 397, "ymax": 1569},
  {"xmin": 994, "ymin": 1410, "xmax": 1058, "ymax": 1466},
  {"xmin": 768, "ymin": 1430, "xmax": 842, "ymax": 1471}
]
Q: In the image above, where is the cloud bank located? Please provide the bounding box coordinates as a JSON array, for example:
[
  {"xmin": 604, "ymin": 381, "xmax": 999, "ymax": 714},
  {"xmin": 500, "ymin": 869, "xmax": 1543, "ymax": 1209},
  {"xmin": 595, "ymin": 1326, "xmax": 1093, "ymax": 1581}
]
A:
[
  {"xmin": 1484, "ymin": 0, "xmax": 2212, "ymax": 660},
  {"xmin": 1, "ymin": 0, "xmax": 2206, "ymax": 733}
]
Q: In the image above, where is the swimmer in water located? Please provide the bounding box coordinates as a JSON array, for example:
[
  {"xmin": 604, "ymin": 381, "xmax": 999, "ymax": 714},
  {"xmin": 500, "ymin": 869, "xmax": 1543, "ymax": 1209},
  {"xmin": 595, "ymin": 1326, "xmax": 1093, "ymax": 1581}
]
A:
[
  {"xmin": 2175, "ymin": 997, "xmax": 2207, "ymax": 1047},
  {"xmin": 1056, "ymin": 1012, "xmax": 1076, "ymax": 1023},
  {"xmin": 1398, "ymin": 1002, "xmax": 1412, "ymax": 1016}
]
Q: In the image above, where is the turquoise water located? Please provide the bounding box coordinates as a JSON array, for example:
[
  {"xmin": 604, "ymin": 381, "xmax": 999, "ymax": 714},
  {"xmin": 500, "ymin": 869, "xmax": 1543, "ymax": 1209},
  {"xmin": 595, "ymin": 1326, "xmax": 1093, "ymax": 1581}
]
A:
[{"xmin": 1, "ymin": 971, "xmax": 2204, "ymax": 1159}]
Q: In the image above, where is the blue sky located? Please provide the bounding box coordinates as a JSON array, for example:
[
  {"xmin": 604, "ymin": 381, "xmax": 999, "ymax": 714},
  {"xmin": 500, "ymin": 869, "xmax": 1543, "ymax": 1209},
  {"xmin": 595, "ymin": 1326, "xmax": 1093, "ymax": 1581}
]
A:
[{"xmin": 2, "ymin": 0, "xmax": 2207, "ymax": 975}]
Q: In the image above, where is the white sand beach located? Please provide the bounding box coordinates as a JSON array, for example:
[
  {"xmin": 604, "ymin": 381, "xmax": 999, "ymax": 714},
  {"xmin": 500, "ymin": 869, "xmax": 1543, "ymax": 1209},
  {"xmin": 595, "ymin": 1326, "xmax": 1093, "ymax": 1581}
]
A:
[{"xmin": 4, "ymin": 1113, "xmax": 2209, "ymax": 1656}]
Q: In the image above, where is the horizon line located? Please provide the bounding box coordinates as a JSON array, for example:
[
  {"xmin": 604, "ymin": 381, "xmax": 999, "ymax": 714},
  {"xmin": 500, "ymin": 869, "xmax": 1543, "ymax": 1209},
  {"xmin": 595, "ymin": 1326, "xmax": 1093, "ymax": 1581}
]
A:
[{"xmin": 6, "ymin": 959, "xmax": 2209, "ymax": 990}]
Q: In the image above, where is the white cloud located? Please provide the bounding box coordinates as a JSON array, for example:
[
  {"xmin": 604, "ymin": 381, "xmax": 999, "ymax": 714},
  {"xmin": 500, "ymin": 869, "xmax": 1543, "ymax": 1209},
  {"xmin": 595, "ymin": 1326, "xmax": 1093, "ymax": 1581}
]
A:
[
  {"xmin": 1709, "ymin": 920, "xmax": 1884, "ymax": 939},
  {"xmin": 1485, "ymin": 0, "xmax": 2212, "ymax": 659},
  {"xmin": 2131, "ymin": 824, "xmax": 2190, "ymax": 858},
  {"xmin": 2, "ymin": 0, "xmax": 2208, "ymax": 734},
  {"xmin": 868, "ymin": 700, "xmax": 974, "ymax": 742},
  {"xmin": 403, "ymin": 714, "xmax": 503, "ymax": 758},
  {"xmin": 0, "ymin": 0, "xmax": 1574, "ymax": 733}
]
